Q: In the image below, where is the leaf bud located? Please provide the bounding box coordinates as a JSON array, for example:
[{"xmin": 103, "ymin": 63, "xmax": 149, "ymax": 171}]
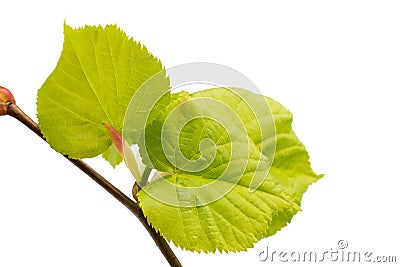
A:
[{"xmin": 0, "ymin": 86, "xmax": 16, "ymax": 116}]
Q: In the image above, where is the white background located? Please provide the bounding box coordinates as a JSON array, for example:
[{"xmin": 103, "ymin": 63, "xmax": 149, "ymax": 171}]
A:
[{"xmin": 1, "ymin": 1, "xmax": 399, "ymax": 266}]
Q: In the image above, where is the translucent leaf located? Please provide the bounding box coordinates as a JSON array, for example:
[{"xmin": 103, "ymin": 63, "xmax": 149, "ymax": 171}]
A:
[
  {"xmin": 101, "ymin": 144, "xmax": 123, "ymax": 168},
  {"xmin": 37, "ymin": 24, "xmax": 169, "ymax": 165},
  {"xmin": 138, "ymin": 88, "xmax": 322, "ymax": 252}
]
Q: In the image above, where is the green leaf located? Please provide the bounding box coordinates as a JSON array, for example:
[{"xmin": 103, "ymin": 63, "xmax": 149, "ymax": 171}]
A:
[
  {"xmin": 37, "ymin": 23, "xmax": 169, "ymax": 165},
  {"xmin": 137, "ymin": 88, "xmax": 322, "ymax": 252},
  {"xmin": 102, "ymin": 144, "xmax": 123, "ymax": 168}
]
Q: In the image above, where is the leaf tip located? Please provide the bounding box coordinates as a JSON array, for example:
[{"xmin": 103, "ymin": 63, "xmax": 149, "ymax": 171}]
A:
[{"xmin": 63, "ymin": 20, "xmax": 73, "ymax": 32}]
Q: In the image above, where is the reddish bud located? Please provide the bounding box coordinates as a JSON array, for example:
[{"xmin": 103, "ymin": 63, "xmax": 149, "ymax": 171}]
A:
[
  {"xmin": 103, "ymin": 121, "xmax": 123, "ymax": 156},
  {"xmin": 0, "ymin": 86, "xmax": 16, "ymax": 116}
]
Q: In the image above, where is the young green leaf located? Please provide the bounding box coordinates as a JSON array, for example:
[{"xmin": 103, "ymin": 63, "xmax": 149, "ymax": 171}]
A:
[
  {"xmin": 35, "ymin": 22, "xmax": 321, "ymax": 254},
  {"xmin": 101, "ymin": 144, "xmax": 123, "ymax": 168},
  {"xmin": 137, "ymin": 88, "xmax": 322, "ymax": 252},
  {"xmin": 37, "ymin": 24, "xmax": 169, "ymax": 165}
]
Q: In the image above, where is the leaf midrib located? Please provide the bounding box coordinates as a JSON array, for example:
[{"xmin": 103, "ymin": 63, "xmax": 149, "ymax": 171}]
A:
[{"xmin": 66, "ymin": 29, "xmax": 114, "ymax": 127}]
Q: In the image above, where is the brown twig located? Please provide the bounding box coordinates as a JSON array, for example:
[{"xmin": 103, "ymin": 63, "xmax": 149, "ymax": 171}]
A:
[{"xmin": 1, "ymin": 89, "xmax": 181, "ymax": 267}]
